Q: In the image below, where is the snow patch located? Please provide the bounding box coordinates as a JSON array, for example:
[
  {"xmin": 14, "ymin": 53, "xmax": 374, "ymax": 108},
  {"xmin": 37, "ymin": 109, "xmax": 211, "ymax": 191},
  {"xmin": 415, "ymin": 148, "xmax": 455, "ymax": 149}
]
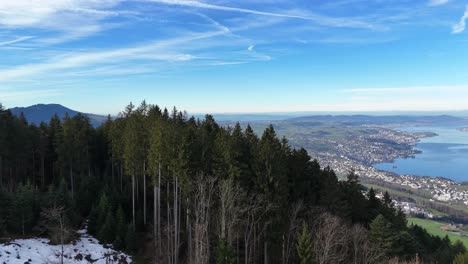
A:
[{"xmin": 0, "ymin": 226, "xmax": 131, "ymax": 264}]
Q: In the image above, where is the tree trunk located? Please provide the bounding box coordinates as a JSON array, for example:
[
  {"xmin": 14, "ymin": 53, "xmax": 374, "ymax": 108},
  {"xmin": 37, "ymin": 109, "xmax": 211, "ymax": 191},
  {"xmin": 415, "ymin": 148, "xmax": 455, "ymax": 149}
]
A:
[
  {"xmin": 111, "ymin": 155, "xmax": 114, "ymax": 185},
  {"xmin": 32, "ymin": 151, "xmax": 36, "ymax": 188},
  {"xmin": 41, "ymin": 155, "xmax": 45, "ymax": 188},
  {"xmin": 70, "ymin": 164, "xmax": 74, "ymax": 200},
  {"xmin": 237, "ymin": 238, "xmax": 240, "ymax": 264},
  {"xmin": 221, "ymin": 193, "xmax": 226, "ymax": 240},
  {"xmin": 167, "ymin": 182, "xmax": 172, "ymax": 264},
  {"xmin": 174, "ymin": 175, "xmax": 178, "ymax": 264},
  {"xmin": 178, "ymin": 182, "xmax": 181, "ymax": 264},
  {"xmin": 136, "ymin": 171, "xmax": 139, "ymax": 203},
  {"xmin": 132, "ymin": 173, "xmax": 136, "ymax": 229},
  {"xmin": 158, "ymin": 162, "xmax": 161, "ymax": 248},
  {"xmin": 154, "ymin": 184, "xmax": 157, "ymax": 247},
  {"xmin": 245, "ymin": 234, "xmax": 248, "ymax": 264},
  {"xmin": 0, "ymin": 156, "xmax": 3, "ymax": 188},
  {"xmin": 186, "ymin": 197, "xmax": 191, "ymax": 261},
  {"xmin": 22, "ymin": 214, "xmax": 25, "ymax": 236},
  {"xmin": 60, "ymin": 214, "xmax": 64, "ymax": 264},
  {"xmin": 120, "ymin": 164, "xmax": 123, "ymax": 192},
  {"xmin": 143, "ymin": 161, "xmax": 146, "ymax": 225},
  {"xmin": 193, "ymin": 176, "xmax": 215, "ymax": 264},
  {"xmin": 87, "ymin": 145, "xmax": 91, "ymax": 178}
]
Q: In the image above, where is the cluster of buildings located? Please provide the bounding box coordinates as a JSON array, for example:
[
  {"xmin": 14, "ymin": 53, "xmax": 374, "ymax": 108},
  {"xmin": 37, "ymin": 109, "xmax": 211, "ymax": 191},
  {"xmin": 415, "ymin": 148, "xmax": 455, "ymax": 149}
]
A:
[{"xmin": 307, "ymin": 127, "xmax": 468, "ymax": 210}]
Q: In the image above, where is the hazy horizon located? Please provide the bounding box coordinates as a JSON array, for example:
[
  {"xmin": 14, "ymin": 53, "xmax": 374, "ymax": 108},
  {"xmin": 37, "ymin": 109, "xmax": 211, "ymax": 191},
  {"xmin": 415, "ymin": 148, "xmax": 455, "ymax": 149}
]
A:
[{"xmin": 7, "ymin": 102, "xmax": 468, "ymax": 118}]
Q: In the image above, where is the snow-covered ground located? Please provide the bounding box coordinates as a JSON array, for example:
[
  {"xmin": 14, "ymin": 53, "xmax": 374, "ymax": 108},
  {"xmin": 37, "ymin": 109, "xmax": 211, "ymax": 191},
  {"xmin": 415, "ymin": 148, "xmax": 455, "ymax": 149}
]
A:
[{"xmin": 0, "ymin": 227, "xmax": 132, "ymax": 264}]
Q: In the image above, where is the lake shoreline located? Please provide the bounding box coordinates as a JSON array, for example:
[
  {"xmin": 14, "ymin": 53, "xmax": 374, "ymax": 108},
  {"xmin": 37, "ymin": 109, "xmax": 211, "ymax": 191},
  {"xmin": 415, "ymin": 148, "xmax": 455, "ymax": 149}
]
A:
[{"xmin": 373, "ymin": 126, "xmax": 468, "ymax": 183}]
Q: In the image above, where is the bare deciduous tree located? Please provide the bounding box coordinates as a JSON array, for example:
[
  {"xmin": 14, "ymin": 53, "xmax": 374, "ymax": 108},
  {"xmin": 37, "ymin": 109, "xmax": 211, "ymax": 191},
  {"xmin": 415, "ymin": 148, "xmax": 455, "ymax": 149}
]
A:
[
  {"xmin": 218, "ymin": 178, "xmax": 242, "ymax": 244},
  {"xmin": 192, "ymin": 175, "xmax": 216, "ymax": 264},
  {"xmin": 349, "ymin": 224, "xmax": 385, "ymax": 264},
  {"xmin": 313, "ymin": 213, "xmax": 348, "ymax": 264},
  {"xmin": 40, "ymin": 206, "xmax": 72, "ymax": 264},
  {"xmin": 388, "ymin": 256, "xmax": 421, "ymax": 264},
  {"xmin": 282, "ymin": 201, "xmax": 303, "ymax": 264},
  {"xmin": 242, "ymin": 194, "xmax": 274, "ymax": 264}
]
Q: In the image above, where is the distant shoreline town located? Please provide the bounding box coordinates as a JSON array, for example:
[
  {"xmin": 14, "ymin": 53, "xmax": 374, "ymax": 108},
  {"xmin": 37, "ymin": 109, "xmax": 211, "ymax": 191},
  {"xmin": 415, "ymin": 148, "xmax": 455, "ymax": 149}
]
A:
[{"xmin": 311, "ymin": 128, "xmax": 468, "ymax": 216}]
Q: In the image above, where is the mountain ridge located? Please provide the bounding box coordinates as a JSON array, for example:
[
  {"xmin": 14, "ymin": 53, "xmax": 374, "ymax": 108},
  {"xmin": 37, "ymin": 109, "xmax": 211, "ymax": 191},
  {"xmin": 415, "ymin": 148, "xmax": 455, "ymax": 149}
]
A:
[{"xmin": 9, "ymin": 103, "xmax": 107, "ymax": 127}]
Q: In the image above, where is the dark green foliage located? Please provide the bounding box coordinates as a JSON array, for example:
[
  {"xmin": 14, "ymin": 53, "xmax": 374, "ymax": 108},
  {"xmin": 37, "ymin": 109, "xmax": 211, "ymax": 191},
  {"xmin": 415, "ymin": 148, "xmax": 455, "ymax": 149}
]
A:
[
  {"xmin": 9, "ymin": 182, "xmax": 36, "ymax": 236},
  {"xmin": 0, "ymin": 100, "xmax": 465, "ymax": 263},
  {"xmin": 339, "ymin": 171, "xmax": 369, "ymax": 223},
  {"xmin": 296, "ymin": 223, "xmax": 314, "ymax": 264},
  {"xmin": 394, "ymin": 230, "xmax": 418, "ymax": 260},
  {"xmin": 114, "ymin": 206, "xmax": 127, "ymax": 250},
  {"xmin": 370, "ymin": 214, "xmax": 398, "ymax": 258},
  {"xmin": 215, "ymin": 240, "xmax": 236, "ymax": 264},
  {"xmin": 98, "ymin": 208, "xmax": 116, "ymax": 243},
  {"xmin": 125, "ymin": 224, "xmax": 137, "ymax": 253},
  {"xmin": 0, "ymin": 190, "xmax": 11, "ymax": 236},
  {"xmin": 87, "ymin": 206, "xmax": 99, "ymax": 235},
  {"xmin": 453, "ymin": 252, "xmax": 468, "ymax": 264}
]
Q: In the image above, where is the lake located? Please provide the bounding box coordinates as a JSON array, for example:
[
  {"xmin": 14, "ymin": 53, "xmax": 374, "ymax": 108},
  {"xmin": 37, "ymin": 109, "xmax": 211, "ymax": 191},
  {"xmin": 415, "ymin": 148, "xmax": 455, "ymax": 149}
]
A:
[{"xmin": 374, "ymin": 126, "xmax": 468, "ymax": 182}]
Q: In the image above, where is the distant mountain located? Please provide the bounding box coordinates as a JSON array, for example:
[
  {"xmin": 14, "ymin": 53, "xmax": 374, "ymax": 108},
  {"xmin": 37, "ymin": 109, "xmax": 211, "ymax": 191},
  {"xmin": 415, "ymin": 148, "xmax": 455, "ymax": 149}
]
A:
[
  {"xmin": 9, "ymin": 104, "xmax": 107, "ymax": 127},
  {"xmin": 196, "ymin": 111, "xmax": 468, "ymax": 125}
]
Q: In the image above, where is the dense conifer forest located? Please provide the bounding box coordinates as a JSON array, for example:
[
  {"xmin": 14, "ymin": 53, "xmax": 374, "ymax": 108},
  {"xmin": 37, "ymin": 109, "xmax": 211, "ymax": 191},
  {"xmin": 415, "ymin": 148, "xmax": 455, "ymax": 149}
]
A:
[{"xmin": 0, "ymin": 101, "xmax": 467, "ymax": 263}]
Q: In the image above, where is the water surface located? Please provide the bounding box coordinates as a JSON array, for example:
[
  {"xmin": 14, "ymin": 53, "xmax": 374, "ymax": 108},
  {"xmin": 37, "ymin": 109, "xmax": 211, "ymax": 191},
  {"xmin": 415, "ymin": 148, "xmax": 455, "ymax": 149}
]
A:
[{"xmin": 374, "ymin": 126, "xmax": 468, "ymax": 182}]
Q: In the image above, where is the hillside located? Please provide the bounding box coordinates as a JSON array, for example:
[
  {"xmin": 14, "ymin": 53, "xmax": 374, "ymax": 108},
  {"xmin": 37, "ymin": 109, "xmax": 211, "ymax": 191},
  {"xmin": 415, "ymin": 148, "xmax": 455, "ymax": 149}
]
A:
[
  {"xmin": 10, "ymin": 104, "xmax": 107, "ymax": 127},
  {"xmin": 1, "ymin": 101, "xmax": 466, "ymax": 264},
  {"xmin": 408, "ymin": 217, "xmax": 468, "ymax": 248}
]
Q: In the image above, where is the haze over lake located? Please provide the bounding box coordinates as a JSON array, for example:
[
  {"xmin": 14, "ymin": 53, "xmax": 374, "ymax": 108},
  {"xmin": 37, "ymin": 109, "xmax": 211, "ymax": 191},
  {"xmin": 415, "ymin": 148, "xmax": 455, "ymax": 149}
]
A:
[{"xmin": 375, "ymin": 126, "xmax": 468, "ymax": 182}]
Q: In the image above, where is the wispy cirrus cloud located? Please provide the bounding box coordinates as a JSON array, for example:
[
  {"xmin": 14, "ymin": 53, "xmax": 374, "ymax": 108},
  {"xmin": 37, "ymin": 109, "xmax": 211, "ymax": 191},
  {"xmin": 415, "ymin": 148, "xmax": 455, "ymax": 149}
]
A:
[
  {"xmin": 0, "ymin": 29, "xmax": 245, "ymax": 81},
  {"xmin": 0, "ymin": 0, "xmax": 132, "ymax": 45},
  {"xmin": 1, "ymin": 0, "xmax": 467, "ymax": 114},
  {"xmin": 0, "ymin": 0, "xmax": 124, "ymax": 27},
  {"xmin": 0, "ymin": 36, "xmax": 33, "ymax": 46},
  {"xmin": 428, "ymin": 0, "xmax": 449, "ymax": 6},
  {"xmin": 452, "ymin": 5, "xmax": 468, "ymax": 33},
  {"xmin": 146, "ymin": 0, "xmax": 374, "ymax": 29}
]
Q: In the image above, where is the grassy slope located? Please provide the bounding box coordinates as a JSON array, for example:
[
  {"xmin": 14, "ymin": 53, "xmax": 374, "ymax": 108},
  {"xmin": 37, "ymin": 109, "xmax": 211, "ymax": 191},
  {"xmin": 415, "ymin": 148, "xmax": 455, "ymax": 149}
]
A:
[
  {"xmin": 363, "ymin": 183, "xmax": 468, "ymax": 215},
  {"xmin": 408, "ymin": 217, "xmax": 468, "ymax": 247}
]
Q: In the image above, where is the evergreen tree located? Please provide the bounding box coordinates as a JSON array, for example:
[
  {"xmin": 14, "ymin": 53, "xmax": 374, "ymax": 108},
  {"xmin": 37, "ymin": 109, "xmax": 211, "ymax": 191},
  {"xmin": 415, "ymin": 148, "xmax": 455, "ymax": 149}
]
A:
[
  {"xmin": 0, "ymin": 189, "xmax": 11, "ymax": 236},
  {"xmin": 122, "ymin": 106, "xmax": 145, "ymax": 228},
  {"xmin": 0, "ymin": 101, "xmax": 464, "ymax": 264},
  {"xmin": 98, "ymin": 208, "xmax": 116, "ymax": 243},
  {"xmin": 296, "ymin": 223, "xmax": 314, "ymax": 264},
  {"xmin": 340, "ymin": 171, "xmax": 368, "ymax": 223},
  {"xmin": 369, "ymin": 214, "xmax": 398, "ymax": 259},
  {"xmin": 114, "ymin": 206, "xmax": 127, "ymax": 249},
  {"xmin": 215, "ymin": 240, "xmax": 236, "ymax": 264},
  {"xmin": 367, "ymin": 188, "xmax": 381, "ymax": 223},
  {"xmin": 9, "ymin": 182, "xmax": 35, "ymax": 236},
  {"xmin": 383, "ymin": 191, "xmax": 393, "ymax": 207},
  {"xmin": 453, "ymin": 252, "xmax": 468, "ymax": 264},
  {"xmin": 125, "ymin": 224, "xmax": 137, "ymax": 253},
  {"xmin": 87, "ymin": 205, "xmax": 99, "ymax": 235}
]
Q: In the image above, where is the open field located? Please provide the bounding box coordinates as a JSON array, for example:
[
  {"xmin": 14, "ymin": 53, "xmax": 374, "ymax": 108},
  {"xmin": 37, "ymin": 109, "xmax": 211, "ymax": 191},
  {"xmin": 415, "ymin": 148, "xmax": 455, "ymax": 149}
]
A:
[
  {"xmin": 363, "ymin": 183, "xmax": 468, "ymax": 215},
  {"xmin": 408, "ymin": 217, "xmax": 468, "ymax": 247}
]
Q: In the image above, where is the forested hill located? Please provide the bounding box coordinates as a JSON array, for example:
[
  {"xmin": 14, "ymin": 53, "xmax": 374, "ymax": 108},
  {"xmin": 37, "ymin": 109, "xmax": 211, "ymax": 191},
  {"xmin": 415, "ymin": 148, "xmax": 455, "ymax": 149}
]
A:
[
  {"xmin": 0, "ymin": 101, "xmax": 467, "ymax": 264},
  {"xmin": 10, "ymin": 103, "xmax": 107, "ymax": 127}
]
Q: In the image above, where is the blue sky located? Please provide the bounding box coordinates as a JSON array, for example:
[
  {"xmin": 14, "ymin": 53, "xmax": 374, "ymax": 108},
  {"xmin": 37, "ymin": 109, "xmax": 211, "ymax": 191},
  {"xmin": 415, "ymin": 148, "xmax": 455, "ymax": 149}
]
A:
[{"xmin": 1, "ymin": 0, "xmax": 468, "ymax": 115}]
